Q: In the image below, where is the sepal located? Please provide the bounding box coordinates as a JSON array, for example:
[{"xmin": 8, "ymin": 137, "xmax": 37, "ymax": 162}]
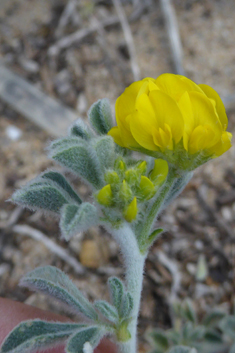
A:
[
  {"xmin": 60, "ymin": 203, "xmax": 98, "ymax": 240},
  {"xmin": 20, "ymin": 266, "xmax": 98, "ymax": 321},
  {"xmin": 88, "ymin": 98, "xmax": 113, "ymax": 135}
]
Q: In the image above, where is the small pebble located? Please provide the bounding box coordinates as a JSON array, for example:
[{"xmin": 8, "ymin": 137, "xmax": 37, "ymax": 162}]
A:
[{"xmin": 5, "ymin": 125, "xmax": 22, "ymax": 141}]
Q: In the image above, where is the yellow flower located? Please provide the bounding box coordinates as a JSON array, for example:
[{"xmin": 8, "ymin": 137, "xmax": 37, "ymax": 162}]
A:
[{"xmin": 109, "ymin": 74, "xmax": 232, "ymax": 170}]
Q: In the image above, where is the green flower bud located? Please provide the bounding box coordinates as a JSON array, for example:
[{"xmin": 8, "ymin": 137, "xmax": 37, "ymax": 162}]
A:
[
  {"xmin": 138, "ymin": 176, "xmax": 155, "ymax": 200},
  {"xmin": 124, "ymin": 197, "xmax": 138, "ymax": 223},
  {"xmin": 136, "ymin": 161, "xmax": 147, "ymax": 175},
  {"xmin": 149, "ymin": 159, "xmax": 168, "ymax": 185},
  {"xmin": 97, "ymin": 184, "xmax": 113, "ymax": 206},
  {"xmin": 114, "ymin": 158, "xmax": 126, "ymax": 173},
  {"xmin": 104, "ymin": 171, "xmax": 120, "ymax": 185},
  {"xmin": 125, "ymin": 169, "xmax": 139, "ymax": 186},
  {"xmin": 118, "ymin": 180, "xmax": 132, "ymax": 203}
]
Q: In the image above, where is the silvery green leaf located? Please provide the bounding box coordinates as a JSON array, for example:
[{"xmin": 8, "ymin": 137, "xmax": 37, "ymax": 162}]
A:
[
  {"xmin": 20, "ymin": 266, "xmax": 98, "ymax": 321},
  {"xmin": 41, "ymin": 171, "xmax": 82, "ymax": 204},
  {"xmin": 69, "ymin": 118, "xmax": 94, "ymax": 140},
  {"xmin": 182, "ymin": 300, "xmax": 197, "ymax": 324},
  {"xmin": 49, "ymin": 137, "xmax": 83, "ymax": 153},
  {"xmin": 168, "ymin": 346, "xmax": 197, "ymax": 353},
  {"xmin": 219, "ymin": 315, "xmax": 235, "ymax": 339},
  {"xmin": 60, "ymin": 203, "xmax": 98, "ymax": 240},
  {"xmin": 94, "ymin": 300, "xmax": 119, "ymax": 324},
  {"xmin": 108, "ymin": 277, "xmax": 124, "ymax": 314},
  {"xmin": 204, "ymin": 328, "xmax": 223, "ymax": 343},
  {"xmin": 148, "ymin": 330, "xmax": 169, "ymax": 351},
  {"xmin": 50, "ymin": 140, "xmax": 103, "ymax": 189},
  {"xmin": 182, "ymin": 322, "xmax": 194, "ymax": 342},
  {"xmin": 66, "ymin": 326, "xmax": 104, "ymax": 353},
  {"xmin": 166, "ymin": 330, "xmax": 181, "ymax": 345},
  {"xmin": 188, "ymin": 326, "xmax": 205, "ymax": 342},
  {"xmin": 92, "ymin": 136, "xmax": 115, "ymax": 172},
  {"xmin": 12, "ymin": 182, "xmax": 69, "ymax": 213},
  {"xmin": 120, "ymin": 292, "xmax": 134, "ymax": 319},
  {"xmin": 202, "ymin": 310, "xmax": 226, "ymax": 328},
  {"xmin": 0, "ymin": 320, "xmax": 83, "ymax": 353},
  {"xmin": 88, "ymin": 98, "xmax": 113, "ymax": 135}
]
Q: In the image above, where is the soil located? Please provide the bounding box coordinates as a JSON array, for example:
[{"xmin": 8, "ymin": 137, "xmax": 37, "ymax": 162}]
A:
[{"xmin": 0, "ymin": 1, "xmax": 235, "ymax": 352}]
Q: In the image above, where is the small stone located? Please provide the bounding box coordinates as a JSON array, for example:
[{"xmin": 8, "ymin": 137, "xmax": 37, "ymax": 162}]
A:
[{"xmin": 5, "ymin": 125, "xmax": 22, "ymax": 141}]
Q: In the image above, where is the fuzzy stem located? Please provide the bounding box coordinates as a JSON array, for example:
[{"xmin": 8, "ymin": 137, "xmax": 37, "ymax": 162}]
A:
[
  {"xmin": 106, "ymin": 223, "xmax": 146, "ymax": 353},
  {"xmin": 139, "ymin": 166, "xmax": 178, "ymax": 250}
]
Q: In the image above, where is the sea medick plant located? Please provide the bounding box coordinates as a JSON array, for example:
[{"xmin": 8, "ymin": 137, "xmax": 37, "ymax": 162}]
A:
[{"xmin": 0, "ymin": 73, "xmax": 232, "ymax": 353}]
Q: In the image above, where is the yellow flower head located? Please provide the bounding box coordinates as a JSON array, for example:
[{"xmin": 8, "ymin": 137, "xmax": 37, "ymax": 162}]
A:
[{"xmin": 109, "ymin": 74, "xmax": 232, "ymax": 170}]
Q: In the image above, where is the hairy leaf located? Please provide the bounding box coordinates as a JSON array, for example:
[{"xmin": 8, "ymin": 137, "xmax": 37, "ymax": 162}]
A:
[
  {"xmin": 120, "ymin": 292, "xmax": 134, "ymax": 319},
  {"xmin": 69, "ymin": 118, "xmax": 94, "ymax": 140},
  {"xmin": 41, "ymin": 171, "xmax": 82, "ymax": 204},
  {"xmin": 220, "ymin": 316, "xmax": 235, "ymax": 340},
  {"xmin": 50, "ymin": 140, "xmax": 103, "ymax": 189},
  {"xmin": 92, "ymin": 136, "xmax": 115, "ymax": 172},
  {"xmin": 182, "ymin": 300, "xmax": 197, "ymax": 324},
  {"xmin": 108, "ymin": 277, "xmax": 124, "ymax": 314},
  {"xmin": 149, "ymin": 330, "xmax": 169, "ymax": 351},
  {"xmin": 60, "ymin": 203, "xmax": 98, "ymax": 240},
  {"xmin": 94, "ymin": 300, "xmax": 119, "ymax": 324},
  {"xmin": 12, "ymin": 183, "xmax": 69, "ymax": 213},
  {"xmin": 88, "ymin": 98, "xmax": 113, "ymax": 135},
  {"xmin": 202, "ymin": 310, "xmax": 226, "ymax": 328},
  {"xmin": 20, "ymin": 266, "xmax": 98, "ymax": 320},
  {"xmin": 0, "ymin": 320, "xmax": 83, "ymax": 353},
  {"xmin": 66, "ymin": 326, "xmax": 104, "ymax": 353}
]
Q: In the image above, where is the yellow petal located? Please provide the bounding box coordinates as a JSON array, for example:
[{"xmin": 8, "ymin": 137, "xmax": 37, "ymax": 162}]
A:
[
  {"xmin": 130, "ymin": 111, "xmax": 159, "ymax": 151},
  {"xmin": 208, "ymin": 131, "xmax": 232, "ymax": 157},
  {"xmin": 188, "ymin": 125, "xmax": 217, "ymax": 154},
  {"xmin": 178, "ymin": 91, "xmax": 194, "ymax": 151},
  {"xmin": 115, "ymin": 80, "xmax": 143, "ymax": 121},
  {"xmin": 149, "ymin": 159, "xmax": 169, "ymax": 185},
  {"xmin": 135, "ymin": 93, "xmax": 155, "ymax": 118},
  {"xmin": 149, "ymin": 90, "xmax": 184, "ymax": 143},
  {"xmin": 188, "ymin": 91, "xmax": 222, "ymax": 138},
  {"xmin": 108, "ymin": 126, "xmax": 125, "ymax": 147},
  {"xmin": 116, "ymin": 113, "xmax": 140, "ymax": 148},
  {"xmin": 97, "ymin": 184, "xmax": 113, "ymax": 206},
  {"xmin": 155, "ymin": 73, "xmax": 204, "ymax": 101},
  {"xmin": 198, "ymin": 84, "xmax": 228, "ymax": 130},
  {"xmin": 124, "ymin": 197, "xmax": 138, "ymax": 222}
]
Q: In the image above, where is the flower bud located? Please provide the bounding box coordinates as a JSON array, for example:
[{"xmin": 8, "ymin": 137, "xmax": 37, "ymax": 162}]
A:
[
  {"xmin": 136, "ymin": 161, "xmax": 147, "ymax": 175},
  {"xmin": 97, "ymin": 184, "xmax": 113, "ymax": 206},
  {"xmin": 125, "ymin": 169, "xmax": 139, "ymax": 186},
  {"xmin": 119, "ymin": 180, "xmax": 132, "ymax": 203},
  {"xmin": 149, "ymin": 159, "xmax": 168, "ymax": 185},
  {"xmin": 138, "ymin": 176, "xmax": 155, "ymax": 200},
  {"xmin": 104, "ymin": 171, "xmax": 120, "ymax": 185},
  {"xmin": 124, "ymin": 197, "xmax": 138, "ymax": 222}
]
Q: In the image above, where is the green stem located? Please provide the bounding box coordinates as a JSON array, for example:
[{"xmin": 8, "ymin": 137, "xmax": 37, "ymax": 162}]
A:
[
  {"xmin": 105, "ymin": 223, "xmax": 146, "ymax": 353},
  {"xmin": 139, "ymin": 166, "xmax": 178, "ymax": 251}
]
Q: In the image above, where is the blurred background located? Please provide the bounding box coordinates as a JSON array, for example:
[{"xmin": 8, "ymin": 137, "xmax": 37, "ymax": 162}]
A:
[{"xmin": 0, "ymin": 1, "xmax": 235, "ymax": 351}]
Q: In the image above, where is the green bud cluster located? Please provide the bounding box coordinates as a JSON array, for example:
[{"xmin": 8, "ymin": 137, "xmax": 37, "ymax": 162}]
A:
[{"xmin": 96, "ymin": 158, "xmax": 169, "ymax": 223}]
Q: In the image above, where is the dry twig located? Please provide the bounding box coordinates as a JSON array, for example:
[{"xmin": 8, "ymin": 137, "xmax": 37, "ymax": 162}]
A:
[
  {"xmin": 112, "ymin": 0, "xmax": 140, "ymax": 81},
  {"xmin": 12, "ymin": 224, "xmax": 85, "ymax": 275},
  {"xmin": 159, "ymin": 0, "xmax": 184, "ymax": 75},
  {"xmin": 55, "ymin": 0, "xmax": 78, "ymax": 38}
]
